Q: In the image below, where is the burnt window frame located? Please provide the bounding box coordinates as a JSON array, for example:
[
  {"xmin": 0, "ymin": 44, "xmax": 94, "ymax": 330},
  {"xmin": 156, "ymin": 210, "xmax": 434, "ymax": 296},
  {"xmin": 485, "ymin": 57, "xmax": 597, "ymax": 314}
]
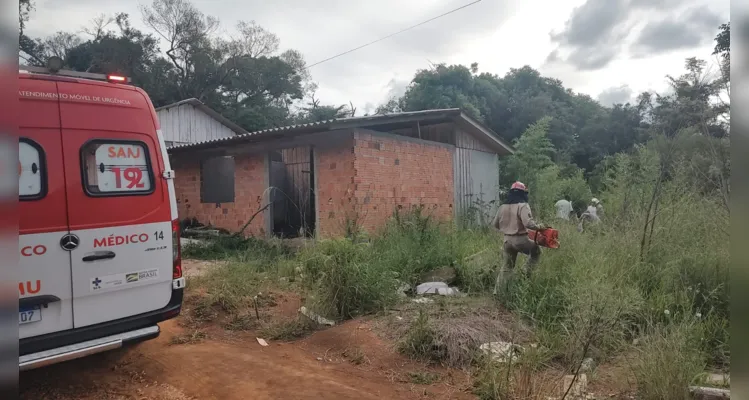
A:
[
  {"xmin": 200, "ymin": 156, "xmax": 236, "ymax": 204},
  {"xmin": 80, "ymin": 138, "xmax": 156, "ymax": 198},
  {"xmin": 19, "ymin": 138, "xmax": 48, "ymax": 201}
]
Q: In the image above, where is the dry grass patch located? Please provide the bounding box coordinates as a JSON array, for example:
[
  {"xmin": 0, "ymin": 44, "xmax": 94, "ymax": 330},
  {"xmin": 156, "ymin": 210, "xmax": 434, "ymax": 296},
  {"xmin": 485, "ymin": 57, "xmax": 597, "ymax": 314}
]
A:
[{"xmin": 379, "ymin": 296, "xmax": 533, "ymax": 368}]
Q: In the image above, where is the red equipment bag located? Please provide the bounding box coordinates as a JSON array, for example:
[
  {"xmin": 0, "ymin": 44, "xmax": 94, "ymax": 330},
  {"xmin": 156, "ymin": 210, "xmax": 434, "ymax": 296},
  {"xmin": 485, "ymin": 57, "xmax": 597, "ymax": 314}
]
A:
[{"xmin": 527, "ymin": 228, "xmax": 560, "ymax": 249}]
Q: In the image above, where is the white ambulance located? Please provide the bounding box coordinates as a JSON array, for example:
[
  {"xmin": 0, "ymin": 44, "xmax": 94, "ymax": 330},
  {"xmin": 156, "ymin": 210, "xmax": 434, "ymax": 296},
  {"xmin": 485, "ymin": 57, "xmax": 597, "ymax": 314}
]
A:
[{"xmin": 18, "ymin": 59, "xmax": 185, "ymax": 371}]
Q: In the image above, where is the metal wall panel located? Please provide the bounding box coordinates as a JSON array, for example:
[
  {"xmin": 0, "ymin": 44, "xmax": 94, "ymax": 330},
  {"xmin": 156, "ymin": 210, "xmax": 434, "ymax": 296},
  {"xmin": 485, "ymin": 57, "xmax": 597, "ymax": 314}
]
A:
[
  {"xmin": 157, "ymin": 103, "xmax": 235, "ymax": 144},
  {"xmin": 455, "ymin": 128, "xmax": 494, "ymax": 152},
  {"xmin": 453, "ymin": 130, "xmax": 500, "ymax": 225}
]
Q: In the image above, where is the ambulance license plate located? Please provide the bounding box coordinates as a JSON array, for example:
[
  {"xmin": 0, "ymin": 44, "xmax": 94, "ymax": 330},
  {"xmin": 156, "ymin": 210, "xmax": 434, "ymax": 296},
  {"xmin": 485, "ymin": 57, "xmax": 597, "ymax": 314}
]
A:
[{"xmin": 19, "ymin": 305, "xmax": 41, "ymax": 325}]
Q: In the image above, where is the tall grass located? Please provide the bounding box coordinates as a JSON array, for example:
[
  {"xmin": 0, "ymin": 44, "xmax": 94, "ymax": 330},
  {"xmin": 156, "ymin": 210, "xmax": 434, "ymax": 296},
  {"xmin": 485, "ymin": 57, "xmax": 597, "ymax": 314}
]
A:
[
  {"xmin": 496, "ymin": 134, "xmax": 729, "ymax": 397},
  {"xmin": 184, "ymin": 133, "xmax": 728, "ymax": 398},
  {"xmin": 297, "ymin": 206, "xmax": 497, "ymax": 319}
]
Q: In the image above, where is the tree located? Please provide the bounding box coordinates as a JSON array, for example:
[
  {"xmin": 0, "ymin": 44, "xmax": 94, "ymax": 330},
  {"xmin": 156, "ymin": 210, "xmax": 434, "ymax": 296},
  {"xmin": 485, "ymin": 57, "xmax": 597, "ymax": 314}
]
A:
[
  {"xmin": 645, "ymin": 57, "xmax": 728, "ymax": 138},
  {"xmin": 713, "ymin": 23, "xmax": 730, "ymax": 115},
  {"xmin": 19, "ymin": 0, "xmax": 309, "ymax": 131},
  {"xmin": 139, "ymin": 0, "xmax": 221, "ymax": 100},
  {"xmin": 500, "ymin": 116, "xmax": 556, "ymax": 186},
  {"xmin": 291, "ymin": 83, "xmax": 353, "ymax": 123},
  {"xmin": 393, "ymin": 62, "xmax": 637, "ymax": 173}
]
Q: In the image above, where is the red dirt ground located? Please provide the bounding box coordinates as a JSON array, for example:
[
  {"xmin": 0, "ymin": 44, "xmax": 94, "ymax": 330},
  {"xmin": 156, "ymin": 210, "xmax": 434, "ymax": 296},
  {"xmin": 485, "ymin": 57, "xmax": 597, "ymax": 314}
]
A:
[
  {"xmin": 19, "ymin": 260, "xmax": 635, "ymax": 400},
  {"xmin": 20, "ymin": 315, "xmax": 476, "ymax": 400}
]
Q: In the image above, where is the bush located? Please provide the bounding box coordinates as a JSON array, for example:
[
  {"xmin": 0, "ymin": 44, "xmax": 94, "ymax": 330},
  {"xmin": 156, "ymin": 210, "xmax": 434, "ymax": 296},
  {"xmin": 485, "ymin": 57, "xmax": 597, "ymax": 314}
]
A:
[
  {"xmin": 305, "ymin": 239, "xmax": 400, "ymax": 319},
  {"xmin": 632, "ymin": 320, "xmax": 707, "ymax": 400},
  {"xmin": 397, "ymin": 310, "xmax": 444, "ymax": 363},
  {"xmin": 298, "ymin": 206, "xmax": 499, "ymax": 320},
  {"xmin": 183, "ymin": 235, "xmax": 290, "ymax": 270},
  {"xmin": 496, "ymin": 129, "xmax": 729, "ymax": 374}
]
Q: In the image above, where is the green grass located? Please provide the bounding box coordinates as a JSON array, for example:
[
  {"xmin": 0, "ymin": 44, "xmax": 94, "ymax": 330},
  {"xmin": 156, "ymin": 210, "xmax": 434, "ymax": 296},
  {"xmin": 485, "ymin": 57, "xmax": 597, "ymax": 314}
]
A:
[
  {"xmin": 632, "ymin": 320, "xmax": 707, "ymax": 400},
  {"xmin": 181, "ymin": 126, "xmax": 728, "ymax": 400},
  {"xmin": 170, "ymin": 329, "xmax": 208, "ymax": 345},
  {"xmin": 258, "ymin": 318, "xmax": 317, "ymax": 341},
  {"xmin": 408, "ymin": 371, "xmax": 440, "ymax": 385},
  {"xmin": 183, "ymin": 145, "xmax": 728, "ymax": 398}
]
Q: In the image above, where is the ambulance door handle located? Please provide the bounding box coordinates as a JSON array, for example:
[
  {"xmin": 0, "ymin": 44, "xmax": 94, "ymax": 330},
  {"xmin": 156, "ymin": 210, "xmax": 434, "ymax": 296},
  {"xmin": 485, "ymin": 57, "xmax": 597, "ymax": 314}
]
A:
[{"xmin": 82, "ymin": 251, "xmax": 116, "ymax": 262}]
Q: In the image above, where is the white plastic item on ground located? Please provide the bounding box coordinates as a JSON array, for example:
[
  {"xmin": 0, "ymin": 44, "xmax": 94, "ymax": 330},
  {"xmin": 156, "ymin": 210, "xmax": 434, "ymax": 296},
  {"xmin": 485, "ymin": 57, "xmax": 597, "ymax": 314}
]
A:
[
  {"xmin": 256, "ymin": 338, "xmax": 269, "ymax": 347},
  {"xmin": 416, "ymin": 282, "xmax": 461, "ymax": 296},
  {"xmin": 180, "ymin": 237, "xmax": 206, "ymax": 247},
  {"xmin": 298, "ymin": 306, "xmax": 335, "ymax": 326},
  {"xmin": 479, "ymin": 341, "xmax": 521, "ymax": 363}
]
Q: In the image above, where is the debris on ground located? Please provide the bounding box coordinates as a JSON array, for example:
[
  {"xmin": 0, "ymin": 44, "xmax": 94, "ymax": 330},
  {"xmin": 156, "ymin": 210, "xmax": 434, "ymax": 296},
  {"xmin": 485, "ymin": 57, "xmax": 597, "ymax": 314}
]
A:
[
  {"xmin": 411, "ymin": 297, "xmax": 434, "ymax": 304},
  {"xmin": 705, "ymin": 373, "xmax": 730, "ymax": 387},
  {"xmin": 419, "ymin": 267, "xmax": 457, "ymax": 285},
  {"xmin": 180, "ymin": 237, "xmax": 206, "ymax": 248},
  {"xmin": 256, "ymin": 338, "xmax": 269, "ymax": 347},
  {"xmin": 183, "ymin": 228, "xmax": 222, "ymax": 238},
  {"xmin": 396, "ymin": 282, "xmax": 411, "ymax": 298},
  {"xmin": 689, "ymin": 386, "xmax": 730, "ymax": 400},
  {"xmin": 299, "ymin": 306, "xmax": 335, "ymax": 326},
  {"xmin": 560, "ymin": 373, "xmax": 588, "ymax": 398},
  {"xmin": 181, "ymin": 259, "xmax": 227, "ymax": 279},
  {"xmin": 580, "ymin": 357, "xmax": 595, "ymax": 373},
  {"xmin": 416, "ymin": 282, "xmax": 461, "ymax": 296},
  {"xmin": 478, "ymin": 341, "xmax": 522, "ymax": 363}
]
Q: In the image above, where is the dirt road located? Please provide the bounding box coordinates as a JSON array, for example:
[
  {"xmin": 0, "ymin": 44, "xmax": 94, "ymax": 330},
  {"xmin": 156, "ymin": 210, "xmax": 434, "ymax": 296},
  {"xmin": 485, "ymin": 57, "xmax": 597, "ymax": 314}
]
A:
[{"xmin": 20, "ymin": 317, "xmax": 474, "ymax": 400}]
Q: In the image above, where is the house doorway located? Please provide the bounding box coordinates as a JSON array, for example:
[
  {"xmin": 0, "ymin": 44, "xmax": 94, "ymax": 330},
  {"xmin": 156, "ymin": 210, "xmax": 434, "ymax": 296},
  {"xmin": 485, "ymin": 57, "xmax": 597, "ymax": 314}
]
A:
[{"xmin": 269, "ymin": 147, "xmax": 316, "ymax": 238}]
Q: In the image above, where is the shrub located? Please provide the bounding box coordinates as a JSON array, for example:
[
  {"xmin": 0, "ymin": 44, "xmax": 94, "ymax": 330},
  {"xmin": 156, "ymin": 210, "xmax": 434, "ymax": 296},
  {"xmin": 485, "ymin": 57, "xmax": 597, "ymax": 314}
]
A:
[{"xmin": 632, "ymin": 320, "xmax": 707, "ymax": 400}]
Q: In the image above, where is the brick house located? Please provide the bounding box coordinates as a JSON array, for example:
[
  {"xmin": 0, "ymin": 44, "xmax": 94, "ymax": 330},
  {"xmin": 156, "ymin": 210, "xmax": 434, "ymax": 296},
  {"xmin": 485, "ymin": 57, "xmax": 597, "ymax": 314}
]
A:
[{"xmin": 167, "ymin": 109, "xmax": 514, "ymax": 238}]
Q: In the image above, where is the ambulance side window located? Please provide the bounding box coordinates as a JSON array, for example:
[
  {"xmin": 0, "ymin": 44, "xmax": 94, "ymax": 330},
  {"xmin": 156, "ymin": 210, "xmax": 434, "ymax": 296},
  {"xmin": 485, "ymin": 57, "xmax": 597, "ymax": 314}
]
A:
[
  {"xmin": 19, "ymin": 139, "xmax": 46, "ymax": 200},
  {"xmin": 81, "ymin": 140, "xmax": 154, "ymax": 196}
]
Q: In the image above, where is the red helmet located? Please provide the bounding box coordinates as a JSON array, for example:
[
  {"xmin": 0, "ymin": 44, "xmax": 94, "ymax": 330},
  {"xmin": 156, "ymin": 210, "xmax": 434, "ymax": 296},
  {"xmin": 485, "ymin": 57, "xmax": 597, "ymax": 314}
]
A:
[{"xmin": 510, "ymin": 181, "xmax": 527, "ymax": 192}]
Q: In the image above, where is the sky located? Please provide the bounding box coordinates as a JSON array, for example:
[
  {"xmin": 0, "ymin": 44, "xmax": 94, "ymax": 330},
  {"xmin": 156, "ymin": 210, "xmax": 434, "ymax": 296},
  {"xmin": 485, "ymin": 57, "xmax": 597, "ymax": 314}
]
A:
[{"xmin": 25, "ymin": 0, "xmax": 730, "ymax": 114}]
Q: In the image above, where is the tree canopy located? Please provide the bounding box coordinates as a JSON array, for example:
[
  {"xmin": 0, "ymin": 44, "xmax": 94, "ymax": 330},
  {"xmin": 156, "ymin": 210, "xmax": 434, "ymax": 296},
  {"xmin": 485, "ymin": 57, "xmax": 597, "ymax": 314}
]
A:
[
  {"xmin": 381, "ymin": 34, "xmax": 728, "ymax": 174},
  {"xmin": 19, "ymin": 0, "xmax": 728, "ymax": 175}
]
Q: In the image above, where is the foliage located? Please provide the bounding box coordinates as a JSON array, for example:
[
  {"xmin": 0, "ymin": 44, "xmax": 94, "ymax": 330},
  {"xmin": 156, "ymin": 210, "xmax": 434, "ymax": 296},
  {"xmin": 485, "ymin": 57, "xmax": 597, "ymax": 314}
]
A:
[
  {"xmin": 397, "ymin": 310, "xmax": 444, "ymax": 363},
  {"xmin": 499, "ymin": 118, "xmax": 593, "ymax": 220},
  {"xmin": 258, "ymin": 318, "xmax": 317, "ymax": 341},
  {"xmin": 19, "ymin": 1, "xmax": 728, "ymax": 176},
  {"xmin": 501, "ymin": 130, "xmax": 729, "ymax": 374},
  {"xmin": 18, "ymin": 0, "xmax": 354, "ymax": 132},
  {"xmin": 632, "ymin": 320, "xmax": 707, "ymax": 400},
  {"xmin": 22, "ymin": 3, "xmax": 728, "ymax": 388},
  {"xmin": 389, "ymin": 25, "xmax": 728, "ymax": 174},
  {"xmin": 182, "ymin": 235, "xmax": 290, "ymax": 270}
]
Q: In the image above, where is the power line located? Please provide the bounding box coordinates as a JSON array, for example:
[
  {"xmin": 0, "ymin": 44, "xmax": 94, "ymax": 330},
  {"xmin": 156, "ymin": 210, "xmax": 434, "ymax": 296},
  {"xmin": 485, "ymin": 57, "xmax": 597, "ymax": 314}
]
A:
[{"xmin": 305, "ymin": 0, "xmax": 482, "ymax": 69}]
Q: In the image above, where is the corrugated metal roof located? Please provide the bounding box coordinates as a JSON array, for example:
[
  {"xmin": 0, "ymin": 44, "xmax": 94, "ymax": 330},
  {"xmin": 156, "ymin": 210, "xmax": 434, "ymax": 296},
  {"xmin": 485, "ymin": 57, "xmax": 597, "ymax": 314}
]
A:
[
  {"xmin": 166, "ymin": 107, "xmax": 514, "ymax": 155},
  {"xmin": 155, "ymin": 98, "xmax": 249, "ymax": 136}
]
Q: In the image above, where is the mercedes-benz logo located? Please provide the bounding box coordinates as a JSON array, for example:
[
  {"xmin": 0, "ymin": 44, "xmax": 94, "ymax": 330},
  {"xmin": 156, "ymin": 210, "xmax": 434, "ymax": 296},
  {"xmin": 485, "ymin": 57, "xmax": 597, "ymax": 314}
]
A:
[{"xmin": 60, "ymin": 234, "xmax": 80, "ymax": 251}]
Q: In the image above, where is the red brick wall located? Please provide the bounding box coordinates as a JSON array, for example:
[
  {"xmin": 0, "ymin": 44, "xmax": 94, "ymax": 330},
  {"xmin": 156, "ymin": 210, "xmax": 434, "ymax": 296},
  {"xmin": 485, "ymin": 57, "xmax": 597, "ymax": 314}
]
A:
[
  {"xmin": 172, "ymin": 154, "xmax": 266, "ymax": 236},
  {"xmin": 350, "ymin": 130, "xmax": 454, "ymax": 234},
  {"xmin": 170, "ymin": 129, "xmax": 457, "ymax": 238},
  {"xmin": 314, "ymin": 133, "xmax": 357, "ymax": 237}
]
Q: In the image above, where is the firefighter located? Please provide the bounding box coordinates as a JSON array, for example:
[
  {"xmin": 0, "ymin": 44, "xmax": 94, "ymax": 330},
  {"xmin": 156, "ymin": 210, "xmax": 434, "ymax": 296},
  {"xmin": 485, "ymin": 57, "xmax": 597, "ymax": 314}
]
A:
[
  {"xmin": 554, "ymin": 196, "xmax": 574, "ymax": 221},
  {"xmin": 578, "ymin": 198, "xmax": 602, "ymax": 232},
  {"xmin": 491, "ymin": 181, "xmax": 547, "ymax": 294}
]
